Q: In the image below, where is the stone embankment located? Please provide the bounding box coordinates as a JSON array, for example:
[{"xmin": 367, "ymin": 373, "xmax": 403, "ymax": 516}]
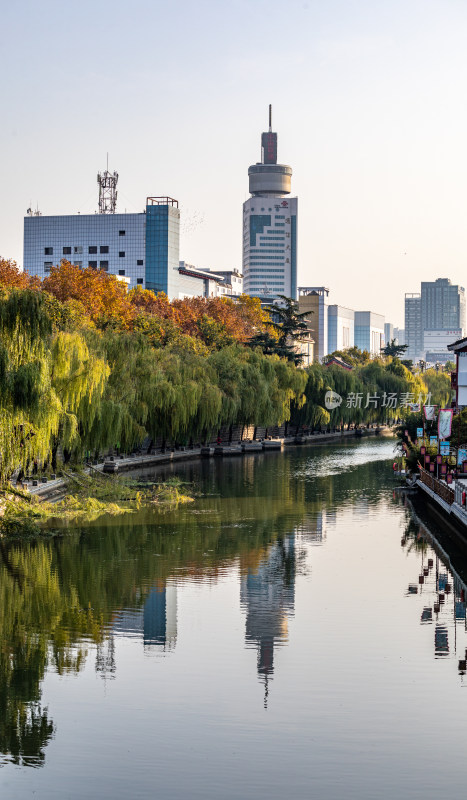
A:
[{"xmin": 22, "ymin": 425, "xmax": 391, "ymax": 502}]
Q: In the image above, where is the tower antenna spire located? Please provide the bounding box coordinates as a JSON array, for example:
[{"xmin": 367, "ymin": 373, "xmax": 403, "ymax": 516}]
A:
[{"xmin": 269, "ymin": 104, "xmax": 272, "ymax": 132}]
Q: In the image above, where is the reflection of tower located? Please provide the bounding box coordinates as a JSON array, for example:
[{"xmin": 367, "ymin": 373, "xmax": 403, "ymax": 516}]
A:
[
  {"xmin": 240, "ymin": 534, "xmax": 295, "ymax": 705},
  {"xmin": 144, "ymin": 584, "xmax": 177, "ymax": 651}
]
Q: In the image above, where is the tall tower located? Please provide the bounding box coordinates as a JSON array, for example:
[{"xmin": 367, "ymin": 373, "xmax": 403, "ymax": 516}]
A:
[
  {"xmin": 243, "ymin": 106, "xmax": 297, "ymax": 303},
  {"xmin": 97, "ymin": 164, "xmax": 118, "ymax": 214}
]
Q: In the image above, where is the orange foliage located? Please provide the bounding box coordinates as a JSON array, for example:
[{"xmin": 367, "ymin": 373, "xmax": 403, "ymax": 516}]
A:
[
  {"xmin": 11, "ymin": 261, "xmax": 270, "ymax": 344},
  {"xmin": 0, "ymin": 259, "xmax": 40, "ymax": 289},
  {"xmin": 43, "ymin": 261, "xmax": 134, "ymax": 327},
  {"xmin": 171, "ymin": 295, "xmax": 268, "ymax": 342}
]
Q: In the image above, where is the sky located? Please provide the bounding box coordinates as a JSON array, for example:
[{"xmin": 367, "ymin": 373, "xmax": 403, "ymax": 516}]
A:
[{"xmin": 2, "ymin": 0, "xmax": 467, "ymax": 326}]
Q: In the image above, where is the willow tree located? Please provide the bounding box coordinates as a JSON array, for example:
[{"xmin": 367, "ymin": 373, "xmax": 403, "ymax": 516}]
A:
[{"xmin": 0, "ymin": 290, "xmax": 109, "ymax": 479}]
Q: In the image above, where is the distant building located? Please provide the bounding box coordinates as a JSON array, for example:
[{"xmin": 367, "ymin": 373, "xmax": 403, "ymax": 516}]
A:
[
  {"xmin": 405, "ymin": 293, "xmax": 423, "ymax": 362},
  {"xmin": 328, "ymin": 305, "xmax": 354, "ymax": 353},
  {"xmin": 354, "ymin": 311, "xmax": 385, "ymax": 355},
  {"xmin": 393, "ymin": 327, "xmax": 405, "ymax": 345},
  {"xmin": 298, "ymin": 287, "xmax": 329, "ymax": 361},
  {"xmin": 404, "ymin": 279, "xmax": 465, "ymax": 363},
  {"xmin": 177, "ymin": 262, "xmax": 226, "ymax": 298},
  {"xmin": 423, "ymin": 329, "xmax": 462, "ymax": 365},
  {"xmin": 384, "ymin": 322, "xmax": 394, "ymax": 346},
  {"xmin": 212, "ymin": 269, "xmax": 243, "ymax": 297},
  {"xmin": 421, "ymin": 278, "xmax": 465, "ymax": 331},
  {"xmin": 243, "ymin": 107, "xmax": 297, "ymax": 303}
]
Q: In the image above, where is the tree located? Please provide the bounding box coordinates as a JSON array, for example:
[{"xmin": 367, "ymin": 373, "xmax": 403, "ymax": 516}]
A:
[
  {"xmin": 381, "ymin": 339, "xmax": 408, "ymax": 357},
  {"xmin": 265, "ymin": 296, "xmax": 311, "ymax": 365}
]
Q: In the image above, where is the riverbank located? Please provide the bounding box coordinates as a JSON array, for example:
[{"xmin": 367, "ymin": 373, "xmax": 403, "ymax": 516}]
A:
[
  {"xmin": 25, "ymin": 425, "xmax": 393, "ymax": 502},
  {"xmin": 415, "ymin": 470, "xmax": 467, "ymax": 550}
]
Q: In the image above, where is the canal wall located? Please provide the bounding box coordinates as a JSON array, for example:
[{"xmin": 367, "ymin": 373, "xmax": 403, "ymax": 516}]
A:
[
  {"xmin": 26, "ymin": 426, "xmax": 392, "ymax": 502},
  {"xmin": 415, "ymin": 473, "xmax": 467, "ymax": 550}
]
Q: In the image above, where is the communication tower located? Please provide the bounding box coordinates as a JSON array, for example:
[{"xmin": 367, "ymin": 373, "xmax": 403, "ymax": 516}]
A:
[{"xmin": 97, "ymin": 159, "xmax": 118, "ymax": 213}]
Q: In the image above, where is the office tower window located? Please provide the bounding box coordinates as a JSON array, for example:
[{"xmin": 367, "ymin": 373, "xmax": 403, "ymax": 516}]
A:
[
  {"xmin": 44, "ymin": 262, "xmax": 53, "ymax": 272},
  {"xmin": 137, "ymin": 259, "xmax": 143, "ymax": 265},
  {"xmin": 100, "ymin": 261, "xmax": 109, "ymax": 271},
  {"xmin": 44, "ymin": 247, "xmax": 53, "ymax": 255},
  {"xmin": 119, "ymin": 251, "xmax": 125, "ymax": 257},
  {"xmin": 63, "ymin": 246, "xmax": 71, "ymax": 255},
  {"xmin": 88, "ymin": 261, "xmax": 97, "ymax": 269},
  {"xmin": 119, "ymin": 230, "xmax": 125, "ymax": 236},
  {"xmin": 74, "ymin": 261, "xmax": 82, "ymax": 268},
  {"xmin": 88, "ymin": 246, "xmax": 97, "ymax": 254},
  {"xmin": 119, "ymin": 270, "xmax": 125, "ymax": 276},
  {"xmin": 137, "ymin": 278, "xmax": 143, "ymax": 284},
  {"xmin": 74, "ymin": 246, "xmax": 82, "ymax": 254},
  {"xmin": 100, "ymin": 246, "xmax": 109, "ymax": 254}
]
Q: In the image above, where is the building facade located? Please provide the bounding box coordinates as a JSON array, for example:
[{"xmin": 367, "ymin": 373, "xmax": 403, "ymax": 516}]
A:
[
  {"xmin": 404, "ymin": 293, "xmax": 423, "ymax": 362},
  {"xmin": 328, "ymin": 305, "xmax": 354, "ymax": 353},
  {"xmin": 24, "ymin": 196, "xmax": 182, "ymax": 296},
  {"xmin": 421, "ymin": 278, "xmax": 466, "ymax": 332},
  {"xmin": 298, "ymin": 287, "xmax": 329, "ymax": 361},
  {"xmin": 384, "ymin": 322, "xmax": 394, "ymax": 346},
  {"xmin": 404, "ymin": 279, "xmax": 466, "ymax": 363},
  {"xmin": 243, "ymin": 110, "xmax": 297, "ymax": 303},
  {"xmin": 354, "ymin": 311, "xmax": 385, "ymax": 355},
  {"xmin": 393, "ymin": 327, "xmax": 405, "ymax": 345}
]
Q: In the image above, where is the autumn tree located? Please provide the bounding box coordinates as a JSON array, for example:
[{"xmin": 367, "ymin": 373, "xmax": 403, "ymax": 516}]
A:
[{"xmin": 43, "ymin": 262, "xmax": 134, "ymax": 328}]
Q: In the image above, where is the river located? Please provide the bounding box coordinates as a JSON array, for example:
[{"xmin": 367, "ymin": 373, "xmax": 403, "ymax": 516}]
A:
[{"xmin": 2, "ymin": 437, "xmax": 467, "ymax": 799}]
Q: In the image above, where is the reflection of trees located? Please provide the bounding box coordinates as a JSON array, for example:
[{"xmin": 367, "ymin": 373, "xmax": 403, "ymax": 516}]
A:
[{"xmin": 0, "ymin": 443, "xmax": 392, "ymax": 766}]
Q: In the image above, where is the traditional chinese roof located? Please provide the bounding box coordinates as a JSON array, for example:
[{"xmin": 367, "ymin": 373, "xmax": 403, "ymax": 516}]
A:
[
  {"xmin": 447, "ymin": 336, "xmax": 467, "ymax": 353},
  {"xmin": 324, "ymin": 356, "xmax": 352, "ymax": 370}
]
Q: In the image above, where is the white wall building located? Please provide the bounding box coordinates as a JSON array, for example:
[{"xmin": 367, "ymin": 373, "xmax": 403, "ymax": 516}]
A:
[
  {"xmin": 354, "ymin": 311, "xmax": 385, "ymax": 355},
  {"xmin": 328, "ymin": 305, "xmax": 354, "ymax": 353}
]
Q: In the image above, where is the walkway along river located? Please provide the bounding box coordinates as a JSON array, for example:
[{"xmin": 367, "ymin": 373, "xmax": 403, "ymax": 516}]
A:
[{"xmin": 2, "ymin": 437, "xmax": 467, "ymax": 800}]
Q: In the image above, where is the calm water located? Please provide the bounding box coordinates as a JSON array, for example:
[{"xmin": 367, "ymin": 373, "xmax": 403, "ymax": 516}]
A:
[{"xmin": 2, "ymin": 438, "xmax": 467, "ymax": 799}]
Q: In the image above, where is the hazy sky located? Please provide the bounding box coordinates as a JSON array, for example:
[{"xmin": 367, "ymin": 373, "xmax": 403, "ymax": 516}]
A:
[{"xmin": 2, "ymin": 0, "xmax": 467, "ymax": 325}]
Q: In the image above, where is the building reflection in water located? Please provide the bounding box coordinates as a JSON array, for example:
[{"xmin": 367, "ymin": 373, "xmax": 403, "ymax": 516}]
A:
[
  {"xmin": 240, "ymin": 533, "xmax": 296, "ymax": 706},
  {"xmin": 112, "ymin": 582, "xmax": 177, "ymax": 653},
  {"xmin": 400, "ymin": 495, "xmax": 467, "ymax": 677}
]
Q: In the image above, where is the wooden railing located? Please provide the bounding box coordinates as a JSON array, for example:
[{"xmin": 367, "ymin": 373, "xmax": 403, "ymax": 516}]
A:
[{"xmin": 419, "ymin": 468, "xmax": 455, "ymax": 505}]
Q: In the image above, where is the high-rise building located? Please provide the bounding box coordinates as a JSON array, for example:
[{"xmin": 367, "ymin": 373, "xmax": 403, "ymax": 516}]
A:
[
  {"xmin": 421, "ymin": 278, "xmax": 465, "ymax": 331},
  {"xmin": 384, "ymin": 322, "xmax": 394, "ymax": 346},
  {"xmin": 404, "ymin": 279, "xmax": 465, "ymax": 363},
  {"xmin": 354, "ymin": 311, "xmax": 385, "ymax": 355},
  {"xmin": 404, "ymin": 293, "xmax": 422, "ymax": 362},
  {"xmin": 243, "ymin": 107, "xmax": 297, "ymax": 303}
]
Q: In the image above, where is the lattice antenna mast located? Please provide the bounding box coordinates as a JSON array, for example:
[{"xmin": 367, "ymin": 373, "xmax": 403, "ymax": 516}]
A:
[{"xmin": 97, "ymin": 159, "xmax": 118, "ymax": 213}]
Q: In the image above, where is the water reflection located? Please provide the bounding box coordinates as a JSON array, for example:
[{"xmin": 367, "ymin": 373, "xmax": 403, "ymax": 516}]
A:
[
  {"xmin": 241, "ymin": 533, "xmax": 296, "ymax": 706},
  {"xmin": 112, "ymin": 582, "xmax": 178, "ymax": 652},
  {"xmin": 3, "ymin": 438, "xmax": 447, "ymax": 777},
  {"xmin": 398, "ymin": 493, "xmax": 467, "ymax": 677}
]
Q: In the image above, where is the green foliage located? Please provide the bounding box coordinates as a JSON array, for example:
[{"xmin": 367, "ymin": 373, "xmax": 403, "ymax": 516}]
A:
[
  {"xmin": 423, "ymin": 368, "xmax": 452, "ymax": 408},
  {"xmin": 293, "ymin": 357, "xmax": 428, "ymax": 430},
  {"xmin": 381, "ymin": 339, "xmax": 408, "ymax": 357}
]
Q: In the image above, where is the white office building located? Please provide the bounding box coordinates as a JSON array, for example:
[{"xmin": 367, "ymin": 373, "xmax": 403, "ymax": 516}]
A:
[
  {"xmin": 328, "ymin": 305, "xmax": 354, "ymax": 353},
  {"xmin": 243, "ymin": 108, "xmax": 297, "ymax": 304}
]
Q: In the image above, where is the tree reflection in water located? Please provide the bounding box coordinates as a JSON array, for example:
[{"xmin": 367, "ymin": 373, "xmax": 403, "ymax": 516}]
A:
[{"xmin": 0, "ymin": 441, "xmax": 398, "ymax": 766}]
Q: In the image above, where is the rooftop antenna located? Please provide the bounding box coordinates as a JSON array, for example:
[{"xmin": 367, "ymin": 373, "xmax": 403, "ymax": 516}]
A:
[
  {"xmin": 269, "ymin": 103, "xmax": 272, "ymax": 132},
  {"xmin": 97, "ymin": 156, "xmax": 118, "ymax": 214}
]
